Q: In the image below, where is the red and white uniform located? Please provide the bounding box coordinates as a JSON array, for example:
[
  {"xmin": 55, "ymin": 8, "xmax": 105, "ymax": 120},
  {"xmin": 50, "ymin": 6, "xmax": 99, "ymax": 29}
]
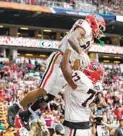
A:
[
  {"xmin": 63, "ymin": 70, "xmax": 95, "ymax": 136},
  {"xmin": 60, "ymin": 19, "xmax": 93, "ymax": 64},
  {"xmin": 40, "ymin": 19, "xmax": 93, "ymax": 96}
]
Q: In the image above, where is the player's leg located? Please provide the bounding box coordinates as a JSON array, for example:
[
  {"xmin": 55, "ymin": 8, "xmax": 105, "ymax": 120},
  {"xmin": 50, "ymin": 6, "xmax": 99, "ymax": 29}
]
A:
[
  {"xmin": 76, "ymin": 129, "xmax": 91, "ymax": 136},
  {"xmin": 64, "ymin": 127, "xmax": 75, "ymax": 136},
  {"xmin": 8, "ymin": 88, "xmax": 47, "ymax": 127},
  {"xmin": 64, "ymin": 127, "xmax": 91, "ymax": 136},
  {"xmin": 18, "ymin": 57, "xmax": 65, "ymax": 129},
  {"xmin": 19, "ymin": 88, "xmax": 47, "ymax": 106},
  {"xmin": 8, "ymin": 51, "xmax": 62, "ymax": 127},
  {"xmin": 19, "ymin": 94, "xmax": 55, "ymax": 130},
  {"xmin": 19, "ymin": 66, "xmax": 65, "ymax": 130},
  {"xmin": 19, "ymin": 51, "xmax": 61, "ymax": 106}
]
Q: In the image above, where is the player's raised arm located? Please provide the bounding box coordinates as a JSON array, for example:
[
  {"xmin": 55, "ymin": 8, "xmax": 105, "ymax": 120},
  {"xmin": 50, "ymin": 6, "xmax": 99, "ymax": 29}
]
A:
[
  {"xmin": 68, "ymin": 14, "xmax": 106, "ymax": 55},
  {"xmin": 68, "ymin": 27, "xmax": 85, "ymax": 55},
  {"xmin": 61, "ymin": 49, "xmax": 77, "ymax": 89}
]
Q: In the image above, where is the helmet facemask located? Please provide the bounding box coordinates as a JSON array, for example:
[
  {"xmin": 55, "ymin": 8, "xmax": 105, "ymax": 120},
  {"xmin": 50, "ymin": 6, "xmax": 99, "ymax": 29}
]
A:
[
  {"xmin": 86, "ymin": 14, "xmax": 106, "ymax": 40},
  {"xmin": 96, "ymin": 23, "xmax": 106, "ymax": 39}
]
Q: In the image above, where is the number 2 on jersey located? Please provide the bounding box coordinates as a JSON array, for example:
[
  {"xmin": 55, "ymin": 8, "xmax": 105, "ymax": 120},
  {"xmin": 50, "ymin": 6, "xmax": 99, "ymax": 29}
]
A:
[
  {"xmin": 80, "ymin": 41, "xmax": 90, "ymax": 50},
  {"xmin": 78, "ymin": 19, "xmax": 83, "ymax": 25}
]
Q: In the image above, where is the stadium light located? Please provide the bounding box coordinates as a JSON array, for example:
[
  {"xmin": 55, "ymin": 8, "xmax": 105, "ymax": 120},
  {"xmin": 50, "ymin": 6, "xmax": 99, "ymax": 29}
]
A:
[
  {"xmin": 114, "ymin": 56, "xmax": 120, "ymax": 59},
  {"xmin": 25, "ymin": 54, "xmax": 33, "ymax": 56},
  {"xmin": 20, "ymin": 27, "xmax": 28, "ymax": 30},
  {"xmin": 40, "ymin": 55, "xmax": 47, "ymax": 57},
  {"xmin": 43, "ymin": 30, "xmax": 51, "ymax": 32},
  {"xmin": 37, "ymin": 34, "xmax": 42, "ymax": 37},
  {"xmin": 0, "ymin": 25, "xmax": 4, "ymax": 28},
  {"xmin": 103, "ymin": 60, "xmax": 110, "ymax": 63},
  {"xmin": 103, "ymin": 56, "xmax": 110, "ymax": 58},
  {"xmin": 114, "ymin": 61, "xmax": 120, "ymax": 63}
]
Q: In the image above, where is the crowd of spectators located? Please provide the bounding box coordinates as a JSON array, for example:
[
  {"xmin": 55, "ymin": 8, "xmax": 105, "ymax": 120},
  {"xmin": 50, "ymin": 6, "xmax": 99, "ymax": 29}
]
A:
[
  {"xmin": 0, "ymin": 57, "xmax": 123, "ymax": 136},
  {"xmin": 90, "ymin": 64, "xmax": 123, "ymax": 136},
  {"xmin": 0, "ymin": 57, "xmax": 66, "ymax": 136},
  {"xmin": 83, "ymin": 0, "xmax": 123, "ymax": 15},
  {"xmin": 0, "ymin": 57, "xmax": 46, "ymax": 102},
  {"xmin": 0, "ymin": 0, "xmax": 123, "ymax": 15}
]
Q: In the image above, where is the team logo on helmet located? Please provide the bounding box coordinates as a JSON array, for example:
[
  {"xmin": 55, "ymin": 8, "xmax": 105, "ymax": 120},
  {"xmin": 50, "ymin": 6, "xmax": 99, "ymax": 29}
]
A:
[
  {"xmin": 86, "ymin": 14, "xmax": 106, "ymax": 39},
  {"xmin": 92, "ymin": 64, "xmax": 99, "ymax": 71}
]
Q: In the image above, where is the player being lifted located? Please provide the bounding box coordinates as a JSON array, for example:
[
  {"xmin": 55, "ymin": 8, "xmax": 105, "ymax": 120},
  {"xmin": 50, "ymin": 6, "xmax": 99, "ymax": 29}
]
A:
[{"xmin": 8, "ymin": 14, "xmax": 106, "ymax": 127}]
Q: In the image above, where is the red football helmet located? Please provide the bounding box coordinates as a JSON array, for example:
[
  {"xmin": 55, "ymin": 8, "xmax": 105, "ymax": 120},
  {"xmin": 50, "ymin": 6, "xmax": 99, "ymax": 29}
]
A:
[
  {"xmin": 83, "ymin": 61, "xmax": 104, "ymax": 84},
  {"xmin": 85, "ymin": 14, "xmax": 106, "ymax": 39}
]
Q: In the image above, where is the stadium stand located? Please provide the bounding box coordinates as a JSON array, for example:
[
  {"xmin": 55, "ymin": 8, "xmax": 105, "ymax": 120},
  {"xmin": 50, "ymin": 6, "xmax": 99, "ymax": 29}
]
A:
[{"xmin": 0, "ymin": 0, "xmax": 123, "ymax": 15}]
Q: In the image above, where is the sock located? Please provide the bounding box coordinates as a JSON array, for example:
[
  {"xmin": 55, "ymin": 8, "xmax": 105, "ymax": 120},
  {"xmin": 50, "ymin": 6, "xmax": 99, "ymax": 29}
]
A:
[
  {"xmin": 28, "ymin": 107, "xmax": 35, "ymax": 114},
  {"xmin": 44, "ymin": 94, "xmax": 55, "ymax": 103},
  {"xmin": 16, "ymin": 102, "xmax": 24, "ymax": 110},
  {"xmin": 30, "ymin": 97, "xmax": 47, "ymax": 111},
  {"xmin": 30, "ymin": 94, "xmax": 55, "ymax": 112}
]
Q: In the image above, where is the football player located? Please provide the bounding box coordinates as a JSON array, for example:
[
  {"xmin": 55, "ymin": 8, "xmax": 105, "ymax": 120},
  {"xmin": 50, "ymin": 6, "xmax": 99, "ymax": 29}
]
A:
[
  {"xmin": 8, "ymin": 14, "xmax": 106, "ymax": 127},
  {"xmin": 62, "ymin": 49, "xmax": 104, "ymax": 136}
]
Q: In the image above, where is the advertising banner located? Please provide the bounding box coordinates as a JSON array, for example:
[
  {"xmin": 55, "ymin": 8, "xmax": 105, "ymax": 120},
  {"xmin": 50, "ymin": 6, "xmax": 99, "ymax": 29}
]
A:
[{"xmin": 0, "ymin": 36, "xmax": 123, "ymax": 54}]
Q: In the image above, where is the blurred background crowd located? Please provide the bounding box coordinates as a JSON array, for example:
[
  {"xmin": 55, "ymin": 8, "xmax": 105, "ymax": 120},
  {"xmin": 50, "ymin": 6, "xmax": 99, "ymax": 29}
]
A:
[
  {"xmin": 0, "ymin": 0, "xmax": 123, "ymax": 15},
  {"xmin": 0, "ymin": 0, "xmax": 123, "ymax": 135},
  {"xmin": 0, "ymin": 58, "xmax": 123, "ymax": 136}
]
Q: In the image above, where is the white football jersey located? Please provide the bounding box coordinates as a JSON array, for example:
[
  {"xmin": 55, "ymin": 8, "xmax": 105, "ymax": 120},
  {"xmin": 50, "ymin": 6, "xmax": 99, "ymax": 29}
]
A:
[
  {"xmin": 59, "ymin": 19, "xmax": 93, "ymax": 64},
  {"xmin": 64, "ymin": 70, "xmax": 95, "ymax": 122}
]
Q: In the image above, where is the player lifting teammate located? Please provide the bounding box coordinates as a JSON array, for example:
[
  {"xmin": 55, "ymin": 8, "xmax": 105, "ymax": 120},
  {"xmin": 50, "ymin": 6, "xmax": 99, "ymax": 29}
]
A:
[
  {"xmin": 8, "ymin": 14, "xmax": 106, "ymax": 128},
  {"xmin": 61, "ymin": 49, "xmax": 104, "ymax": 136}
]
